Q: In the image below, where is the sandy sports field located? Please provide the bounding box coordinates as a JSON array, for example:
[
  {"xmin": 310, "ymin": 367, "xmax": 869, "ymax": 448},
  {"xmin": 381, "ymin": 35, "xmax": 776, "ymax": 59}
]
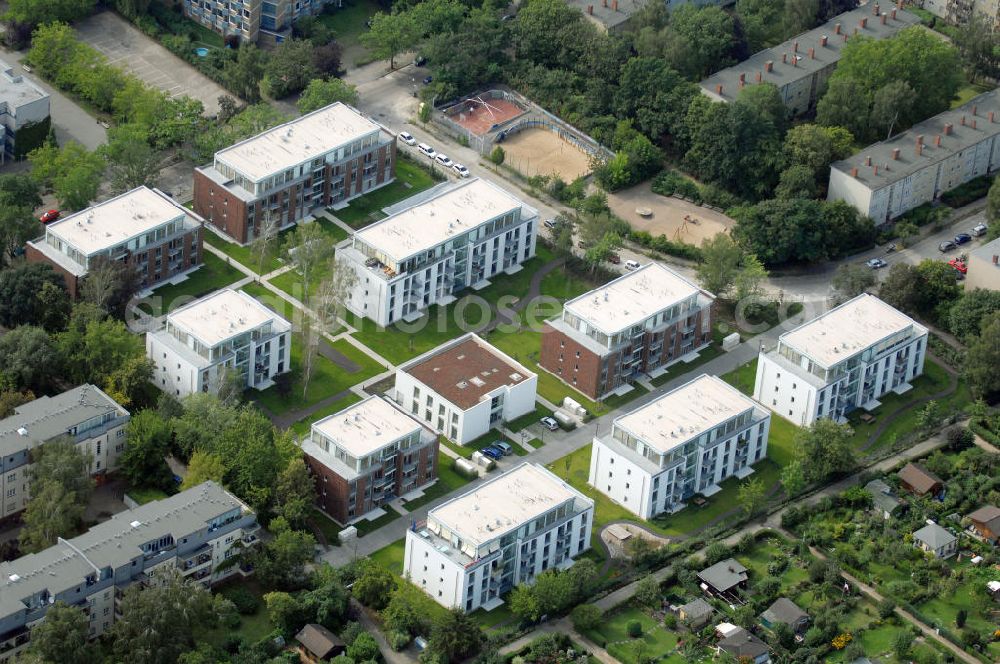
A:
[
  {"xmin": 607, "ymin": 181, "xmax": 734, "ymax": 247},
  {"xmin": 501, "ymin": 128, "xmax": 592, "ymax": 181}
]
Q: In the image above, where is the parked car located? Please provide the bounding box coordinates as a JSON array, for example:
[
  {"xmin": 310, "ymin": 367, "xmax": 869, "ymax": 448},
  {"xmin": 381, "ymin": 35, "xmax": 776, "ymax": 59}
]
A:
[
  {"xmin": 954, "ymin": 233, "xmax": 972, "ymax": 245},
  {"xmin": 948, "ymin": 258, "xmax": 967, "ymax": 274},
  {"xmin": 625, "ymin": 259, "xmax": 641, "ymax": 270},
  {"xmin": 452, "ymin": 163, "xmax": 470, "ymax": 178},
  {"xmin": 606, "ymin": 252, "xmax": 621, "ymax": 264},
  {"xmin": 971, "ymin": 223, "xmax": 988, "ymax": 237},
  {"xmin": 413, "ymin": 56, "xmax": 427, "ymax": 67},
  {"xmin": 540, "ymin": 416, "xmax": 560, "ymax": 431},
  {"xmin": 422, "ymin": 75, "xmax": 433, "ymax": 85},
  {"xmin": 39, "ymin": 209, "xmax": 60, "ymax": 224},
  {"xmin": 543, "ymin": 218, "xmax": 558, "ymax": 229},
  {"xmin": 398, "ymin": 131, "xmax": 417, "ymax": 146},
  {"xmin": 417, "ymin": 143, "xmax": 436, "ymax": 158},
  {"xmin": 866, "ymin": 258, "xmax": 887, "ymax": 269},
  {"xmin": 435, "ymin": 153, "xmax": 453, "ymax": 168},
  {"xmin": 494, "ymin": 441, "xmax": 513, "ymax": 456},
  {"xmin": 938, "ymin": 240, "xmax": 956, "ymax": 253},
  {"xmin": 482, "ymin": 447, "xmax": 503, "ymax": 460},
  {"xmin": 884, "ymin": 243, "xmax": 897, "ymax": 253}
]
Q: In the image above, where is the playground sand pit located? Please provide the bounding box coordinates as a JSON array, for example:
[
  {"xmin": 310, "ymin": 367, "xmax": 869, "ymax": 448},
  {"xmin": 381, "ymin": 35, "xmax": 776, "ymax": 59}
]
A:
[
  {"xmin": 607, "ymin": 181, "xmax": 734, "ymax": 247},
  {"xmin": 501, "ymin": 128, "xmax": 592, "ymax": 181}
]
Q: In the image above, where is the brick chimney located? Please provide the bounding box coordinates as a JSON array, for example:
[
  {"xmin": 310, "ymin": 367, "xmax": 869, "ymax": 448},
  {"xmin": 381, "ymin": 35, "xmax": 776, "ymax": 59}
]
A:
[
  {"xmin": 944, "ymin": 123, "xmax": 953, "ymax": 135},
  {"xmin": 756, "ymin": 71, "xmax": 762, "ymax": 82},
  {"xmin": 917, "ymin": 134, "xmax": 925, "ymax": 146},
  {"xmin": 935, "ymin": 135, "xmax": 941, "ymax": 147},
  {"xmin": 782, "ymin": 52, "xmax": 787, "ymax": 63},
  {"xmin": 738, "ymin": 72, "xmax": 746, "ymax": 89},
  {"xmin": 917, "ymin": 143, "xmax": 923, "ymax": 156},
  {"xmin": 716, "ymin": 84, "xmax": 723, "ymax": 95},
  {"xmin": 808, "ymin": 47, "xmax": 815, "ymax": 59},
  {"xmin": 990, "ymin": 111, "xmax": 995, "ymax": 123},
  {"xmin": 874, "ymin": 3, "xmax": 880, "ymax": 14},
  {"xmin": 587, "ymin": 4, "xmax": 592, "ymax": 14},
  {"xmin": 793, "ymin": 41, "xmax": 799, "ymax": 53},
  {"xmin": 860, "ymin": 17, "xmax": 867, "ymax": 28},
  {"xmin": 765, "ymin": 60, "xmax": 774, "ymax": 72},
  {"xmin": 972, "ymin": 104, "xmax": 978, "ymax": 116},
  {"xmin": 612, "ymin": 0, "xmax": 618, "ymax": 10},
  {"xmin": 973, "ymin": 118, "xmax": 977, "ymax": 130},
  {"xmin": 874, "ymin": 165, "xmax": 879, "ymax": 175},
  {"xmin": 961, "ymin": 115, "xmax": 966, "ymax": 126},
  {"xmin": 835, "ymin": 22, "xmax": 841, "ymax": 34},
  {"xmin": 881, "ymin": 13, "xmax": 887, "ymax": 24},
  {"xmin": 850, "ymin": 167, "xmax": 858, "ymax": 177},
  {"xmin": 820, "ymin": 35, "xmax": 828, "ymax": 47},
  {"xmin": 891, "ymin": 148, "xmax": 900, "ymax": 160},
  {"xmin": 891, "ymin": 8, "xmax": 897, "ymax": 19},
  {"xmin": 865, "ymin": 155, "xmax": 872, "ymax": 166}
]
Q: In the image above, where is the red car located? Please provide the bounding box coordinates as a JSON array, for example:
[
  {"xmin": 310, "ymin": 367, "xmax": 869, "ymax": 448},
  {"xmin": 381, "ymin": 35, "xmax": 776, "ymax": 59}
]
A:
[
  {"xmin": 947, "ymin": 258, "xmax": 967, "ymax": 274},
  {"xmin": 39, "ymin": 209, "xmax": 60, "ymax": 224}
]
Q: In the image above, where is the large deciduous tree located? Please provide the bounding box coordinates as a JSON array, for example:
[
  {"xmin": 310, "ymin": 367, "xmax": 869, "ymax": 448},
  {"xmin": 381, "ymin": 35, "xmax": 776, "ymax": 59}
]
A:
[
  {"xmin": 0, "ymin": 263, "xmax": 68, "ymax": 329},
  {"xmin": 26, "ymin": 601, "xmax": 95, "ymax": 664},
  {"xmin": 102, "ymin": 124, "xmax": 161, "ymax": 193},
  {"xmin": 831, "ymin": 263, "xmax": 876, "ymax": 302},
  {"xmin": 0, "ymin": 325, "xmax": 62, "ymax": 392},
  {"xmin": 297, "ymin": 78, "xmax": 359, "ymax": 115},
  {"xmin": 793, "ymin": 419, "xmax": 854, "ymax": 482},
  {"xmin": 5, "ymin": 0, "xmax": 96, "ymax": 26},
  {"xmin": 429, "ymin": 609, "xmax": 483, "ymax": 663},
  {"xmin": 361, "ymin": 11, "xmax": 419, "ymax": 70},
  {"xmin": 120, "ymin": 410, "xmax": 174, "ymax": 491},
  {"xmin": 965, "ymin": 312, "xmax": 1000, "ymax": 401},
  {"xmin": 262, "ymin": 39, "xmax": 320, "ymax": 99},
  {"xmin": 28, "ymin": 141, "xmax": 105, "ymax": 211}
]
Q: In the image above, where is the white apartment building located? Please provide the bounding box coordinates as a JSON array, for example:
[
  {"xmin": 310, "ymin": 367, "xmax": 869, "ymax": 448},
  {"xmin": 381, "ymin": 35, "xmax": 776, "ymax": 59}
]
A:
[
  {"xmin": 923, "ymin": 0, "xmax": 1000, "ymax": 28},
  {"xmin": 589, "ymin": 374, "xmax": 770, "ymax": 519},
  {"xmin": 828, "ymin": 90, "xmax": 1000, "ymax": 223},
  {"xmin": 146, "ymin": 288, "xmax": 291, "ymax": 397},
  {"xmin": 337, "ymin": 178, "xmax": 538, "ymax": 327},
  {"xmin": 754, "ymin": 294, "xmax": 928, "ymax": 426},
  {"xmin": 404, "ymin": 463, "xmax": 594, "ymax": 612},
  {"xmin": 26, "ymin": 186, "xmax": 204, "ymax": 295},
  {"xmin": 0, "ymin": 59, "xmax": 49, "ymax": 163},
  {"xmin": 0, "ymin": 482, "xmax": 259, "ymax": 661},
  {"xmin": 0, "ymin": 385, "xmax": 129, "ymax": 520},
  {"xmin": 394, "ymin": 334, "xmax": 537, "ymax": 445}
]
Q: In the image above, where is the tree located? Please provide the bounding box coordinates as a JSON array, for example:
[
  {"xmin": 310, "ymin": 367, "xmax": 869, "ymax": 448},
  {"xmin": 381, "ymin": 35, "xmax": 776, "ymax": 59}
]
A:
[
  {"xmin": 110, "ymin": 568, "xmax": 217, "ymax": 664},
  {"xmin": 19, "ymin": 481, "xmax": 84, "ymax": 553},
  {"xmin": 262, "ymin": 39, "xmax": 320, "ymax": 99},
  {"xmin": 583, "ymin": 232, "xmax": 622, "ymax": 274},
  {"xmin": 783, "ymin": 124, "xmax": 854, "ymax": 185},
  {"xmin": 633, "ymin": 576, "xmax": 661, "ymax": 607},
  {"xmin": 361, "ymin": 11, "xmax": 419, "ymax": 70},
  {"xmin": 297, "ymin": 78, "xmax": 359, "ymax": 115},
  {"xmin": 0, "ymin": 263, "xmax": 68, "ymax": 329},
  {"xmin": 733, "ymin": 254, "xmax": 768, "ymax": 309},
  {"xmin": 283, "ymin": 222, "xmax": 333, "ymax": 307},
  {"xmin": 662, "ymin": 5, "xmax": 742, "ymax": 79},
  {"xmin": 614, "ymin": 57, "xmax": 697, "ymax": 139},
  {"xmin": 965, "ymin": 312, "xmax": 1000, "ymax": 400},
  {"xmin": 775, "ymin": 165, "xmax": 817, "ymax": 200},
  {"xmin": 793, "ymin": 419, "xmax": 854, "ymax": 482},
  {"xmin": 31, "ymin": 437, "xmax": 93, "ymax": 504},
  {"xmin": 26, "ymin": 601, "xmax": 94, "ymax": 664},
  {"xmin": 0, "ymin": 325, "xmax": 62, "ymax": 392},
  {"xmin": 947, "ymin": 289, "xmax": 1000, "ymax": 340},
  {"xmin": 272, "ymin": 457, "xmax": 315, "ymax": 528},
  {"xmin": 832, "ymin": 263, "xmax": 876, "ymax": 302},
  {"xmin": 28, "ymin": 141, "xmax": 105, "ymax": 211},
  {"xmin": 697, "ymin": 233, "xmax": 743, "ymax": 297},
  {"xmin": 816, "ymin": 78, "xmax": 871, "ymax": 141},
  {"xmin": 953, "ymin": 14, "xmax": 1000, "ymax": 82},
  {"xmin": 988, "ymin": 176, "xmax": 1000, "ymax": 232},
  {"xmin": 0, "ymin": 173, "xmax": 42, "ymax": 264},
  {"xmin": 511, "ymin": 0, "xmax": 587, "ymax": 68},
  {"xmin": 352, "ymin": 559, "xmax": 397, "ymax": 610},
  {"xmin": 347, "ymin": 633, "xmax": 380, "ymax": 662},
  {"xmin": 429, "ymin": 608, "xmax": 483, "ymax": 663},
  {"xmin": 509, "ymin": 584, "xmax": 541, "ymax": 623},
  {"xmin": 870, "ymin": 80, "xmax": 916, "ymax": 140},
  {"xmin": 738, "ymin": 477, "xmax": 766, "ymax": 517},
  {"xmin": 250, "ymin": 516, "xmax": 316, "ymax": 591},
  {"xmin": 895, "ymin": 221, "xmax": 919, "ymax": 247},
  {"xmin": 181, "ymin": 451, "xmax": 226, "ymax": 490},
  {"xmin": 879, "ymin": 263, "xmax": 923, "ymax": 315},
  {"xmin": 102, "ymin": 124, "xmax": 161, "ymax": 193},
  {"xmin": 222, "ymin": 43, "xmax": 268, "ymax": 103},
  {"xmin": 80, "ymin": 254, "xmax": 142, "ymax": 319},
  {"xmin": 490, "ymin": 145, "xmax": 505, "ymax": 165},
  {"xmin": 780, "ymin": 459, "xmax": 807, "ymax": 496},
  {"xmin": 571, "ymin": 604, "xmax": 602, "ymax": 631},
  {"xmin": 6, "ymin": 0, "xmax": 96, "ymax": 25},
  {"xmin": 36, "ymin": 281, "xmax": 72, "ymax": 333},
  {"xmin": 120, "ymin": 410, "xmax": 174, "ymax": 491},
  {"xmin": 312, "ymin": 41, "xmax": 344, "ymax": 77},
  {"xmin": 59, "ymin": 316, "xmax": 146, "ymax": 388}
]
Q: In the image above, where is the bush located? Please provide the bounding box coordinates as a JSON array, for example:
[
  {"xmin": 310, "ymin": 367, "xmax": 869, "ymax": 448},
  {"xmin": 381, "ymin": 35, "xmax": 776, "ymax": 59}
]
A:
[
  {"xmin": 941, "ymin": 175, "xmax": 991, "ymax": 208},
  {"xmin": 570, "ymin": 604, "xmax": 602, "ymax": 632},
  {"xmin": 877, "ymin": 597, "xmax": 896, "ymax": 619},
  {"xmin": 651, "ymin": 170, "xmax": 701, "ymax": 202},
  {"xmin": 663, "ymin": 613, "xmax": 677, "ymax": 629},
  {"xmin": 226, "ymin": 586, "xmax": 262, "ymax": 615},
  {"xmin": 490, "ymin": 146, "xmax": 506, "ymax": 165},
  {"xmin": 627, "ymin": 620, "xmax": 642, "ymax": 638},
  {"xmin": 898, "ymin": 203, "xmax": 950, "ymax": 228},
  {"xmin": 389, "ymin": 630, "xmax": 411, "ymax": 651}
]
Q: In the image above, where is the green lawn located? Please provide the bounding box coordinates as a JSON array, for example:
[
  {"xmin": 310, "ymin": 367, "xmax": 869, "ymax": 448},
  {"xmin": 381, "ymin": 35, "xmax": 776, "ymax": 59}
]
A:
[
  {"xmin": 253, "ymin": 338, "xmax": 384, "ymax": 414},
  {"xmin": 470, "ymin": 602, "xmax": 515, "ymax": 629},
  {"xmin": 585, "ymin": 607, "xmax": 679, "ymax": 664},
  {"xmin": 142, "ymin": 251, "xmax": 244, "ymax": 315},
  {"xmin": 126, "ymin": 487, "xmax": 169, "ymax": 505},
  {"xmin": 203, "ymin": 230, "xmax": 286, "ymax": 274},
  {"xmin": 314, "ymin": 0, "xmax": 381, "ymax": 59},
  {"xmin": 506, "ymin": 404, "xmax": 550, "ymax": 432},
  {"xmin": 650, "ymin": 344, "xmax": 723, "ymax": 387},
  {"xmin": 239, "ymin": 281, "xmax": 273, "ymax": 301},
  {"xmin": 290, "ymin": 393, "xmax": 364, "ymax": 437},
  {"xmin": 266, "ymin": 219, "xmax": 350, "ymax": 302},
  {"xmin": 331, "ymin": 159, "xmax": 438, "ymax": 228},
  {"xmin": 309, "ymin": 506, "xmax": 344, "ymax": 545},
  {"xmin": 199, "ymin": 582, "xmax": 273, "ymax": 648},
  {"xmin": 951, "ymin": 81, "xmax": 993, "ymax": 109},
  {"xmin": 722, "ymin": 357, "xmax": 758, "ymax": 396},
  {"xmin": 355, "ymin": 509, "xmax": 402, "ymax": 536},
  {"xmin": 440, "ymin": 431, "xmax": 530, "ymax": 458},
  {"xmin": 370, "ymin": 538, "xmax": 406, "ymax": 575},
  {"xmin": 403, "ymin": 450, "xmax": 475, "ymax": 510}
]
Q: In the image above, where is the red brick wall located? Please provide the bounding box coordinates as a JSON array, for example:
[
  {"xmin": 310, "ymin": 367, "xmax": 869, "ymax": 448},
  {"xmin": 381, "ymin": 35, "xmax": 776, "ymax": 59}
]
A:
[
  {"xmin": 540, "ymin": 322, "xmax": 608, "ymax": 400},
  {"xmin": 26, "ymin": 243, "xmax": 79, "ymax": 297},
  {"xmin": 193, "ymin": 169, "xmax": 250, "ymax": 244}
]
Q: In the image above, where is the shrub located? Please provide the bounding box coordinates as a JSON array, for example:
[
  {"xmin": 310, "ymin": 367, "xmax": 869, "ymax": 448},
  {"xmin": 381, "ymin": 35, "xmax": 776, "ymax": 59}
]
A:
[
  {"xmin": 226, "ymin": 586, "xmax": 262, "ymax": 615},
  {"xmin": 570, "ymin": 604, "xmax": 602, "ymax": 632},
  {"xmin": 490, "ymin": 146, "xmax": 506, "ymax": 165},
  {"xmin": 877, "ymin": 597, "xmax": 896, "ymax": 619},
  {"xmin": 627, "ymin": 620, "xmax": 642, "ymax": 638},
  {"xmin": 663, "ymin": 613, "xmax": 677, "ymax": 629},
  {"xmin": 389, "ymin": 630, "xmax": 411, "ymax": 651}
]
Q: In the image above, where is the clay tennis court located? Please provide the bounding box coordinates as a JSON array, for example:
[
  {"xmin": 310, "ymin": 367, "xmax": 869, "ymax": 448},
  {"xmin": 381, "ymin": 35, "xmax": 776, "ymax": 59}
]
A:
[
  {"xmin": 449, "ymin": 97, "xmax": 525, "ymax": 136},
  {"xmin": 502, "ymin": 128, "xmax": 592, "ymax": 181},
  {"xmin": 607, "ymin": 182, "xmax": 735, "ymax": 247}
]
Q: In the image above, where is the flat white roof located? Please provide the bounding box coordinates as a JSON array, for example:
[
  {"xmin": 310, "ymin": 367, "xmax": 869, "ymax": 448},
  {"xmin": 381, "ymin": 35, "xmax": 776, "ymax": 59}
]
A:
[
  {"xmin": 46, "ymin": 187, "xmax": 187, "ymax": 256},
  {"xmin": 0, "ymin": 59, "xmax": 48, "ymax": 107},
  {"xmin": 430, "ymin": 463, "xmax": 583, "ymax": 548},
  {"xmin": 780, "ymin": 294, "xmax": 924, "ymax": 368},
  {"xmin": 215, "ymin": 102, "xmax": 382, "ymax": 183},
  {"xmin": 167, "ymin": 289, "xmax": 287, "ymax": 348},
  {"xmin": 311, "ymin": 396, "xmax": 423, "ymax": 458},
  {"xmin": 615, "ymin": 375, "xmax": 760, "ymax": 454},
  {"xmin": 564, "ymin": 262, "xmax": 704, "ymax": 335},
  {"xmin": 354, "ymin": 178, "xmax": 527, "ymax": 263}
]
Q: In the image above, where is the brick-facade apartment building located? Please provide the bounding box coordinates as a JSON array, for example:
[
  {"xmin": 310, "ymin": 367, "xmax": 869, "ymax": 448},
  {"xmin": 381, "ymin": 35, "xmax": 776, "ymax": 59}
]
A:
[
  {"xmin": 182, "ymin": 0, "xmax": 337, "ymax": 44},
  {"xmin": 0, "ymin": 58, "xmax": 49, "ymax": 163},
  {"xmin": 828, "ymin": 90, "xmax": 1000, "ymax": 223},
  {"xmin": 302, "ymin": 396, "xmax": 438, "ymax": 524},
  {"xmin": 393, "ymin": 334, "xmax": 537, "ymax": 445},
  {"xmin": 540, "ymin": 262, "xmax": 714, "ymax": 401},
  {"xmin": 146, "ymin": 288, "xmax": 292, "ymax": 397},
  {"xmin": 699, "ymin": 5, "xmax": 919, "ymax": 117},
  {"xmin": 589, "ymin": 374, "xmax": 770, "ymax": 519},
  {"xmin": 404, "ymin": 463, "xmax": 593, "ymax": 612},
  {"xmin": 26, "ymin": 186, "xmax": 203, "ymax": 297},
  {"xmin": 754, "ymin": 294, "xmax": 928, "ymax": 427},
  {"xmin": 0, "ymin": 385, "xmax": 129, "ymax": 521},
  {"xmin": 0, "ymin": 482, "xmax": 258, "ymax": 662},
  {"xmin": 193, "ymin": 102, "xmax": 395, "ymax": 245},
  {"xmin": 337, "ymin": 178, "xmax": 538, "ymax": 327}
]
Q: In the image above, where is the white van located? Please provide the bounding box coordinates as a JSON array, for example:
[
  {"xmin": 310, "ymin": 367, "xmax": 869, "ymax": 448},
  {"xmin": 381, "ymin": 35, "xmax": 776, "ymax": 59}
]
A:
[
  {"xmin": 417, "ymin": 143, "xmax": 436, "ymax": 158},
  {"xmin": 625, "ymin": 259, "xmax": 641, "ymax": 270}
]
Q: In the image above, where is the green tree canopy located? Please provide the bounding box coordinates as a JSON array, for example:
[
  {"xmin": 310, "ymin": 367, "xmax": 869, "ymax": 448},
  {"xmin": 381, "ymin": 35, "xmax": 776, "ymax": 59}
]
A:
[
  {"xmin": 26, "ymin": 601, "xmax": 95, "ymax": 664},
  {"xmin": 262, "ymin": 39, "xmax": 320, "ymax": 99},
  {"xmin": 0, "ymin": 263, "xmax": 68, "ymax": 329},
  {"xmin": 297, "ymin": 78, "xmax": 359, "ymax": 114}
]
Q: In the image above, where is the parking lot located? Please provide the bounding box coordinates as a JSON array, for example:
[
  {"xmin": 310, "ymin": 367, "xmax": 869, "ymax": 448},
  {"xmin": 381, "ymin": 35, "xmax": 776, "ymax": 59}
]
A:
[{"xmin": 75, "ymin": 11, "xmax": 231, "ymax": 116}]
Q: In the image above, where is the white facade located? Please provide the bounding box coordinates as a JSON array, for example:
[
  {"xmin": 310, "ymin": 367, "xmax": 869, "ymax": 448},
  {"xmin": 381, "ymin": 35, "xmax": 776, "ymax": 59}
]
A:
[
  {"xmin": 146, "ymin": 289, "xmax": 291, "ymax": 398},
  {"xmin": 393, "ymin": 333, "xmax": 537, "ymax": 444},
  {"xmin": 588, "ymin": 375, "xmax": 770, "ymax": 519},
  {"xmin": 403, "ymin": 463, "xmax": 593, "ymax": 612},
  {"xmin": 0, "ymin": 59, "xmax": 49, "ymax": 163},
  {"xmin": 828, "ymin": 90, "xmax": 1000, "ymax": 223},
  {"xmin": 337, "ymin": 178, "xmax": 538, "ymax": 327},
  {"xmin": 753, "ymin": 294, "xmax": 928, "ymax": 427}
]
